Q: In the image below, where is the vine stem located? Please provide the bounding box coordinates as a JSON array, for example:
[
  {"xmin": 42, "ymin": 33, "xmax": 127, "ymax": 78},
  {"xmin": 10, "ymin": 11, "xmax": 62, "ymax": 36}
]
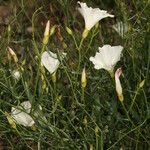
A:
[
  {"xmin": 34, "ymin": 44, "xmax": 46, "ymax": 97},
  {"xmin": 121, "ymin": 101, "xmax": 149, "ymax": 144}
]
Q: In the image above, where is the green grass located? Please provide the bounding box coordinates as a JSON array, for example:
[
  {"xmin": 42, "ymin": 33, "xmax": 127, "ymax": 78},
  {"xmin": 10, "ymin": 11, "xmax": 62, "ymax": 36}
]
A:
[{"xmin": 0, "ymin": 0, "xmax": 150, "ymax": 149}]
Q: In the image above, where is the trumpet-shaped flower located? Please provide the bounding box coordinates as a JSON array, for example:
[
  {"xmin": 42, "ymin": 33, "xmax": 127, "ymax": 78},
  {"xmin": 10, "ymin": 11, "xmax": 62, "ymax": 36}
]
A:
[
  {"xmin": 77, "ymin": 1, "xmax": 114, "ymax": 30},
  {"xmin": 11, "ymin": 101, "xmax": 35, "ymax": 127},
  {"xmin": 115, "ymin": 68, "xmax": 123, "ymax": 102},
  {"xmin": 89, "ymin": 45, "xmax": 123, "ymax": 73},
  {"xmin": 41, "ymin": 51, "xmax": 60, "ymax": 74}
]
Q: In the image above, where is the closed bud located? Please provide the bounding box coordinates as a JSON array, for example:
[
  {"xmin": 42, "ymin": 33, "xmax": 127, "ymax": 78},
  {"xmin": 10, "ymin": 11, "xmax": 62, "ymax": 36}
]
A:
[
  {"xmin": 95, "ymin": 126, "xmax": 99, "ymax": 135},
  {"xmin": 43, "ymin": 20, "xmax": 50, "ymax": 45},
  {"xmin": 22, "ymin": 59, "xmax": 26, "ymax": 66},
  {"xmin": 62, "ymin": 42, "xmax": 67, "ymax": 49},
  {"xmin": 115, "ymin": 68, "xmax": 124, "ymax": 102},
  {"xmin": 90, "ymin": 144, "xmax": 93, "ymax": 150},
  {"xmin": 83, "ymin": 115, "xmax": 87, "ymax": 126},
  {"xmin": 8, "ymin": 47, "xmax": 18, "ymax": 63},
  {"xmin": 41, "ymin": 74, "xmax": 46, "ymax": 90},
  {"xmin": 5, "ymin": 112, "xmax": 16, "ymax": 129},
  {"xmin": 50, "ymin": 25, "xmax": 56, "ymax": 36},
  {"xmin": 66, "ymin": 27, "xmax": 73, "ymax": 35},
  {"xmin": 81, "ymin": 67, "xmax": 87, "ymax": 88},
  {"xmin": 139, "ymin": 80, "xmax": 145, "ymax": 88},
  {"xmin": 8, "ymin": 25, "xmax": 11, "ymax": 32}
]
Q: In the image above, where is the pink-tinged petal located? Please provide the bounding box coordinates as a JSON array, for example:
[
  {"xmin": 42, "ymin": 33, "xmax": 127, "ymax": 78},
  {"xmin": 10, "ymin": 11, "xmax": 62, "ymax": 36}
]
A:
[{"xmin": 115, "ymin": 68, "xmax": 124, "ymax": 102}]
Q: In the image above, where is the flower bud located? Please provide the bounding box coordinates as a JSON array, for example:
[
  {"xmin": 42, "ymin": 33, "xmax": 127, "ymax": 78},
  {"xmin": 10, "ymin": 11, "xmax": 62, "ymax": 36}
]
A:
[
  {"xmin": 139, "ymin": 80, "xmax": 145, "ymax": 88},
  {"xmin": 8, "ymin": 47, "xmax": 18, "ymax": 63},
  {"xmin": 115, "ymin": 68, "xmax": 124, "ymax": 102},
  {"xmin": 5, "ymin": 112, "xmax": 16, "ymax": 129},
  {"xmin": 66, "ymin": 27, "xmax": 73, "ymax": 35},
  {"xmin": 81, "ymin": 67, "xmax": 87, "ymax": 88},
  {"xmin": 90, "ymin": 144, "xmax": 93, "ymax": 150},
  {"xmin": 41, "ymin": 74, "xmax": 46, "ymax": 90},
  {"xmin": 8, "ymin": 25, "xmax": 11, "ymax": 32},
  {"xmin": 83, "ymin": 115, "xmax": 87, "ymax": 126},
  {"xmin": 43, "ymin": 20, "xmax": 50, "ymax": 45},
  {"xmin": 62, "ymin": 42, "xmax": 67, "ymax": 49},
  {"xmin": 95, "ymin": 126, "xmax": 99, "ymax": 135},
  {"xmin": 50, "ymin": 25, "xmax": 56, "ymax": 36}
]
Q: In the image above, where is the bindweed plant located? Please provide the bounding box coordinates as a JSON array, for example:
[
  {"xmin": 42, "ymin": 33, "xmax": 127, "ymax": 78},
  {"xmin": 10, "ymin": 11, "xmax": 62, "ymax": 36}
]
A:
[{"xmin": 0, "ymin": 0, "xmax": 150, "ymax": 149}]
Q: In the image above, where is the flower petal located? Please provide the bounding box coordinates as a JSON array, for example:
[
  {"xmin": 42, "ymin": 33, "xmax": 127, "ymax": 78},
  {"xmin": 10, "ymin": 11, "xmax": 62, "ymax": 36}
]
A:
[
  {"xmin": 77, "ymin": 1, "xmax": 114, "ymax": 30},
  {"xmin": 90, "ymin": 45, "xmax": 123, "ymax": 72},
  {"xmin": 11, "ymin": 101, "xmax": 35, "ymax": 127},
  {"xmin": 41, "ymin": 51, "xmax": 60, "ymax": 74}
]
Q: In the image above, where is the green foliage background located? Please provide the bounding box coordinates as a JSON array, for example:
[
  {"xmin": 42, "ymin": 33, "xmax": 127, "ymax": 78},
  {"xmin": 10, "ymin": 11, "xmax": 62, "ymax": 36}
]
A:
[{"xmin": 0, "ymin": 0, "xmax": 150, "ymax": 149}]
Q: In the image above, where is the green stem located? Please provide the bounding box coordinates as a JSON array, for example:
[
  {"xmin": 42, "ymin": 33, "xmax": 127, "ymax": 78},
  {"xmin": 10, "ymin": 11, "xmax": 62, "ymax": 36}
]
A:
[
  {"xmin": 84, "ymin": 28, "xmax": 98, "ymax": 55},
  {"xmin": 121, "ymin": 101, "xmax": 149, "ymax": 144},
  {"xmin": 34, "ymin": 44, "xmax": 46, "ymax": 97},
  {"xmin": 128, "ymin": 87, "xmax": 140, "ymax": 113},
  {"xmin": 121, "ymin": 102, "xmax": 134, "ymax": 126},
  {"xmin": 81, "ymin": 87, "xmax": 85, "ymax": 104},
  {"xmin": 77, "ymin": 38, "xmax": 84, "ymax": 75},
  {"xmin": 107, "ymin": 119, "xmax": 147, "ymax": 150},
  {"xmin": 71, "ymin": 34, "xmax": 78, "ymax": 49},
  {"xmin": 74, "ymin": 38, "xmax": 84, "ymax": 95},
  {"xmin": 78, "ymin": 38, "xmax": 84, "ymax": 51},
  {"xmin": 96, "ymin": 134, "xmax": 99, "ymax": 150}
]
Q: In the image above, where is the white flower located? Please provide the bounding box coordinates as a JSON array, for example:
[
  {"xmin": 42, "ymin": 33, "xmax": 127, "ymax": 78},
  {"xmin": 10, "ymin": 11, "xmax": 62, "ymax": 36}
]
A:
[
  {"xmin": 12, "ymin": 70, "xmax": 21, "ymax": 80},
  {"xmin": 77, "ymin": 1, "xmax": 114, "ymax": 30},
  {"xmin": 115, "ymin": 68, "xmax": 123, "ymax": 101},
  {"xmin": 11, "ymin": 101, "xmax": 35, "ymax": 127},
  {"xmin": 89, "ymin": 45, "xmax": 123, "ymax": 72},
  {"xmin": 41, "ymin": 51, "xmax": 60, "ymax": 74},
  {"xmin": 113, "ymin": 21, "xmax": 128, "ymax": 37}
]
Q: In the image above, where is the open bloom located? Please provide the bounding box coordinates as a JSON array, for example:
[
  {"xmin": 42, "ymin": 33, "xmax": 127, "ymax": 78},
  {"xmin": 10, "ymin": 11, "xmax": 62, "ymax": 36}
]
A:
[
  {"xmin": 77, "ymin": 1, "xmax": 114, "ymax": 30},
  {"xmin": 89, "ymin": 45, "xmax": 123, "ymax": 73},
  {"xmin": 115, "ymin": 68, "xmax": 123, "ymax": 102},
  {"xmin": 41, "ymin": 51, "xmax": 60, "ymax": 74},
  {"xmin": 11, "ymin": 101, "xmax": 35, "ymax": 127}
]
